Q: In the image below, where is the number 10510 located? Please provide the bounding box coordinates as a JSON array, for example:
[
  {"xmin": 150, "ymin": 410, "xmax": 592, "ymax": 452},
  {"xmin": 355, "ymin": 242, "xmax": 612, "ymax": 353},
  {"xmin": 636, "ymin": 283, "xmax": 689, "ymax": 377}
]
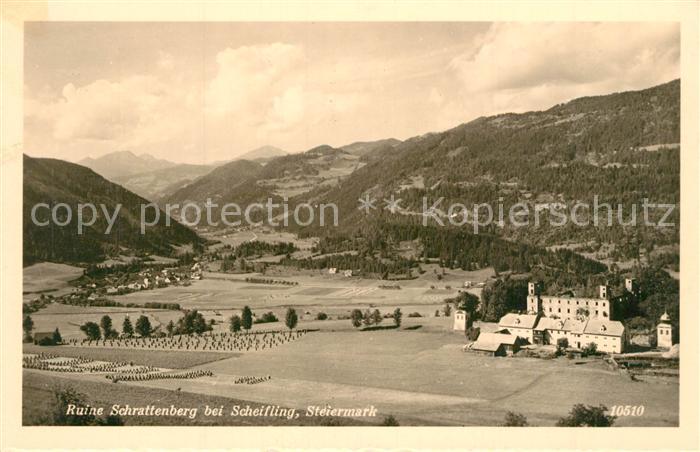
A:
[{"xmin": 610, "ymin": 405, "xmax": 645, "ymax": 416}]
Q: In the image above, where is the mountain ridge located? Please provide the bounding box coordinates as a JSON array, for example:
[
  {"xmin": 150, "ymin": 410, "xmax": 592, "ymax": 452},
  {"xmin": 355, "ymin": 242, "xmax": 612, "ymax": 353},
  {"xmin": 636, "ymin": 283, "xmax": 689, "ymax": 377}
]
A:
[{"xmin": 24, "ymin": 155, "xmax": 202, "ymax": 265}]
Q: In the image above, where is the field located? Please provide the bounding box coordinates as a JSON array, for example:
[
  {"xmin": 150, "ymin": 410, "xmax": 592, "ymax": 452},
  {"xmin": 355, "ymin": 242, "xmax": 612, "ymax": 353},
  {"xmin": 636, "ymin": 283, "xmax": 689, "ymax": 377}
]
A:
[
  {"xmin": 23, "ymin": 327, "xmax": 679, "ymax": 426},
  {"xmin": 22, "ymin": 240, "xmax": 678, "ymax": 427},
  {"xmin": 23, "ymin": 371, "xmax": 368, "ymax": 426},
  {"xmin": 28, "ymin": 303, "xmax": 184, "ymax": 341},
  {"xmin": 23, "ymin": 262, "xmax": 83, "ymax": 301},
  {"xmin": 23, "ymin": 344, "xmax": 233, "ymax": 368}
]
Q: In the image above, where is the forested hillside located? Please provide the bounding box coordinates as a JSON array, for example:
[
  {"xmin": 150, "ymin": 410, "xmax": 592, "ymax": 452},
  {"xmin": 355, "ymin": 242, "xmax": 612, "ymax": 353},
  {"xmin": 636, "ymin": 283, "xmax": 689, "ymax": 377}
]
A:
[
  {"xmin": 296, "ymin": 79, "xmax": 680, "ymax": 254},
  {"xmin": 23, "ymin": 155, "xmax": 202, "ymax": 265}
]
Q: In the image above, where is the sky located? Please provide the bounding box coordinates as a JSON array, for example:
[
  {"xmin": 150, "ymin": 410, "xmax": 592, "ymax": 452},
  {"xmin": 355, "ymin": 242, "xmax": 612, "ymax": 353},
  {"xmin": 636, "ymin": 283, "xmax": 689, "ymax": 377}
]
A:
[{"xmin": 24, "ymin": 22, "xmax": 680, "ymax": 164}]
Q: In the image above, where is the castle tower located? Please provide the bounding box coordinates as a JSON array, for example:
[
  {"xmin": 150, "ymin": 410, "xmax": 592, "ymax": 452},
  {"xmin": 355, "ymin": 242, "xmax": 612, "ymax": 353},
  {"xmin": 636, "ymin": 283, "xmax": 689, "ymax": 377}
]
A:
[
  {"xmin": 656, "ymin": 311, "xmax": 673, "ymax": 349},
  {"xmin": 526, "ymin": 281, "xmax": 542, "ymax": 314},
  {"xmin": 599, "ymin": 284, "xmax": 609, "ymax": 300}
]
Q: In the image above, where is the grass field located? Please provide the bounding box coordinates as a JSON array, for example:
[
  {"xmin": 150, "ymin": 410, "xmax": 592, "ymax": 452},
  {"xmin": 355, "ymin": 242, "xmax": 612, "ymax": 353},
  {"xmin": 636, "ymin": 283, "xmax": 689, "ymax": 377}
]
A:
[
  {"xmin": 28, "ymin": 328, "xmax": 676, "ymax": 426},
  {"xmin": 23, "ymin": 371, "xmax": 370, "ymax": 426},
  {"xmin": 23, "ymin": 262, "xmax": 83, "ymax": 301},
  {"xmin": 183, "ymin": 330, "xmax": 678, "ymax": 426},
  {"xmin": 29, "ymin": 305, "xmax": 183, "ymax": 341},
  {"xmin": 23, "ymin": 344, "xmax": 233, "ymax": 368}
]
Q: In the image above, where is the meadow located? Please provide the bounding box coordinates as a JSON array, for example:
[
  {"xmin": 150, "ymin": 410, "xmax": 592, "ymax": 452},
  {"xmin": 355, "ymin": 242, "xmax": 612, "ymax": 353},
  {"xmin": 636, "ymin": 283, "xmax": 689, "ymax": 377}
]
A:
[
  {"xmin": 23, "ymin": 262, "xmax": 83, "ymax": 301},
  {"xmin": 22, "ymin": 241, "xmax": 678, "ymax": 427}
]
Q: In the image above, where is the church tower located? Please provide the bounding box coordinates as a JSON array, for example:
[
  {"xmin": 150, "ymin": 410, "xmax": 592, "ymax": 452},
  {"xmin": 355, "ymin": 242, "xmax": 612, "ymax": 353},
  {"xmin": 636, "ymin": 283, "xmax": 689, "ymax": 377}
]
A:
[{"xmin": 656, "ymin": 311, "xmax": 673, "ymax": 349}]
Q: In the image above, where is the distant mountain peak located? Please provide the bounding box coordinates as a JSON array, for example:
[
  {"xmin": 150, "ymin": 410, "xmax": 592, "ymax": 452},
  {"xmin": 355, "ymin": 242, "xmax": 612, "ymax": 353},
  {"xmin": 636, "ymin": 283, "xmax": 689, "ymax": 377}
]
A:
[
  {"xmin": 78, "ymin": 150, "xmax": 177, "ymax": 181},
  {"xmin": 236, "ymin": 145, "xmax": 288, "ymax": 162}
]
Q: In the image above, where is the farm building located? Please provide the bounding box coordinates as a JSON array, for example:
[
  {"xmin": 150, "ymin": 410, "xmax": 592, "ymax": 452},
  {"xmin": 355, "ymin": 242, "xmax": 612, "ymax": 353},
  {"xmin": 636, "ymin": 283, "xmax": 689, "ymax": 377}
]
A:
[
  {"xmin": 469, "ymin": 332, "xmax": 520, "ymax": 357},
  {"xmin": 497, "ymin": 312, "xmax": 625, "ymax": 353},
  {"xmin": 32, "ymin": 332, "xmax": 55, "ymax": 345},
  {"xmin": 498, "ymin": 313, "xmax": 539, "ymax": 343}
]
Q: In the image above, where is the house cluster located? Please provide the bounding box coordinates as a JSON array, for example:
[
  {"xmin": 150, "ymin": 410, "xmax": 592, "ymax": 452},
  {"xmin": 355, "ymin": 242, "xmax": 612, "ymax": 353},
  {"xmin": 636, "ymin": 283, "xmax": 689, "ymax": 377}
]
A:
[
  {"xmin": 328, "ymin": 268, "xmax": 353, "ymax": 277},
  {"xmin": 102, "ymin": 263, "xmax": 202, "ymax": 295},
  {"xmin": 463, "ymin": 281, "xmax": 485, "ymax": 288},
  {"xmin": 457, "ymin": 279, "xmax": 668, "ymax": 356}
]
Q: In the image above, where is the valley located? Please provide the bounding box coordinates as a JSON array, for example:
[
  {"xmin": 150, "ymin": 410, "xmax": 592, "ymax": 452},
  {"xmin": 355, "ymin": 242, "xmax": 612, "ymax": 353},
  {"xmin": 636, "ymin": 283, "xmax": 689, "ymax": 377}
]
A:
[{"xmin": 21, "ymin": 80, "xmax": 681, "ymax": 427}]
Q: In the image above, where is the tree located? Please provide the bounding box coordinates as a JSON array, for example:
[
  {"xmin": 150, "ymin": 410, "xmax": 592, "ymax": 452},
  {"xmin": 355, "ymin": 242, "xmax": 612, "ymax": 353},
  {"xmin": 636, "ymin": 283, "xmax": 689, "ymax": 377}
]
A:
[
  {"xmin": 191, "ymin": 311, "xmax": 208, "ymax": 334},
  {"xmin": 443, "ymin": 303, "xmax": 452, "ymax": 317},
  {"xmin": 135, "ymin": 315, "xmax": 152, "ymax": 337},
  {"xmin": 285, "ymin": 308, "xmax": 298, "ymax": 330},
  {"xmin": 122, "ymin": 316, "xmax": 134, "ymax": 337},
  {"xmin": 556, "ymin": 337, "xmax": 569, "ymax": 349},
  {"xmin": 480, "ymin": 278, "xmax": 528, "ymax": 322},
  {"xmin": 100, "ymin": 315, "xmax": 115, "ymax": 339},
  {"xmin": 371, "ymin": 309, "xmax": 383, "ymax": 325},
  {"xmin": 503, "ymin": 411, "xmax": 528, "ymax": 426},
  {"xmin": 51, "ymin": 328, "xmax": 63, "ymax": 345},
  {"xmin": 229, "ymin": 315, "xmax": 242, "ymax": 333},
  {"xmin": 166, "ymin": 320, "xmax": 175, "ymax": 336},
  {"xmin": 455, "ymin": 292, "xmax": 480, "ymax": 316},
  {"xmin": 47, "ymin": 385, "xmax": 124, "ymax": 426},
  {"xmin": 392, "ymin": 308, "xmax": 402, "ymax": 327},
  {"xmin": 350, "ymin": 309, "xmax": 363, "ymax": 328},
  {"xmin": 362, "ymin": 309, "xmax": 373, "ymax": 327},
  {"xmin": 583, "ymin": 342, "xmax": 598, "ymax": 356},
  {"xmin": 80, "ymin": 322, "xmax": 101, "ymax": 340},
  {"xmin": 557, "ymin": 404, "xmax": 616, "ymax": 427},
  {"xmin": 177, "ymin": 309, "xmax": 211, "ymax": 335},
  {"xmin": 23, "ymin": 315, "xmax": 34, "ymax": 342},
  {"xmin": 241, "ymin": 306, "xmax": 253, "ymax": 331},
  {"xmin": 381, "ymin": 415, "xmax": 400, "ymax": 426}
]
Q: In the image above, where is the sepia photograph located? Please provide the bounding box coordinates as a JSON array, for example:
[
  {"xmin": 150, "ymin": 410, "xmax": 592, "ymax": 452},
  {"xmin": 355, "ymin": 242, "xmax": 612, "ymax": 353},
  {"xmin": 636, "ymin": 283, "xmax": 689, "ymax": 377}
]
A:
[{"xmin": 2, "ymin": 2, "xmax": 699, "ymax": 450}]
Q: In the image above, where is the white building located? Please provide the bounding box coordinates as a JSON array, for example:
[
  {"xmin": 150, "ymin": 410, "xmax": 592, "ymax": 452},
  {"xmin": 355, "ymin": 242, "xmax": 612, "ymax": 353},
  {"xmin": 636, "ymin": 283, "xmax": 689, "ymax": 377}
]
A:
[
  {"xmin": 526, "ymin": 282, "xmax": 612, "ymax": 320},
  {"xmin": 491, "ymin": 282, "xmax": 627, "ymax": 353},
  {"xmin": 657, "ymin": 311, "xmax": 673, "ymax": 349},
  {"xmin": 454, "ymin": 310, "xmax": 468, "ymax": 331},
  {"xmin": 498, "ymin": 313, "xmax": 539, "ymax": 343},
  {"xmin": 498, "ymin": 312, "xmax": 625, "ymax": 353}
]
